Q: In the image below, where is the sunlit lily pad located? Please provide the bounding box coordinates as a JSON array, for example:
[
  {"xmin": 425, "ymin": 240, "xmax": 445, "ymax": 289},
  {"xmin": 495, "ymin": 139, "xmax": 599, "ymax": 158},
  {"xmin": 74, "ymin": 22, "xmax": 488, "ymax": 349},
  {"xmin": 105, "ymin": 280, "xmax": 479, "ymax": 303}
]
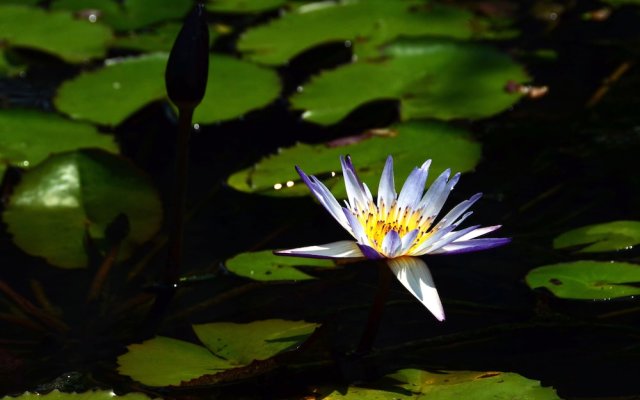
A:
[
  {"xmin": 193, "ymin": 320, "xmax": 320, "ymax": 365},
  {"xmin": 1, "ymin": 390, "xmax": 152, "ymax": 400},
  {"xmin": 55, "ymin": 53, "xmax": 280, "ymax": 126},
  {"xmin": 237, "ymin": 0, "xmax": 488, "ymax": 65},
  {"xmin": 0, "ymin": 5, "xmax": 112, "ymax": 63},
  {"xmin": 0, "ymin": 109, "xmax": 118, "ymax": 177},
  {"xmin": 206, "ymin": 0, "xmax": 286, "ymax": 13},
  {"xmin": 553, "ymin": 220, "xmax": 640, "ymax": 253},
  {"xmin": 291, "ymin": 39, "xmax": 528, "ymax": 125},
  {"xmin": 225, "ymin": 249, "xmax": 335, "ymax": 281},
  {"xmin": 3, "ymin": 149, "xmax": 162, "ymax": 268},
  {"xmin": 51, "ymin": 0, "xmax": 192, "ymax": 31},
  {"xmin": 227, "ymin": 121, "xmax": 481, "ymax": 198},
  {"xmin": 525, "ymin": 261, "xmax": 640, "ymax": 300},
  {"xmin": 321, "ymin": 369, "xmax": 560, "ymax": 399},
  {"xmin": 118, "ymin": 320, "xmax": 319, "ymax": 387}
]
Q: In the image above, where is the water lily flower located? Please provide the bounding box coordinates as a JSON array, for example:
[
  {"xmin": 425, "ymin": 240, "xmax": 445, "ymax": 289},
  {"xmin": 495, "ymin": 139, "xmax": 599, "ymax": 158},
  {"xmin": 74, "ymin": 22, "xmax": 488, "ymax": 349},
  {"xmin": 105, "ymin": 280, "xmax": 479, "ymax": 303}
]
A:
[{"xmin": 275, "ymin": 155, "xmax": 509, "ymax": 321}]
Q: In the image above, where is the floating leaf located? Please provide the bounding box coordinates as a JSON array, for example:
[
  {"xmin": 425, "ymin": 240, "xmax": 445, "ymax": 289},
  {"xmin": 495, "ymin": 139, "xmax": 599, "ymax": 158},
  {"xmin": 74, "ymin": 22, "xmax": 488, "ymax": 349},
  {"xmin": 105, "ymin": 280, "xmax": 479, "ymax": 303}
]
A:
[
  {"xmin": 113, "ymin": 23, "xmax": 220, "ymax": 53},
  {"xmin": 237, "ymin": 0, "xmax": 488, "ymax": 65},
  {"xmin": 193, "ymin": 320, "xmax": 320, "ymax": 365},
  {"xmin": 227, "ymin": 121, "xmax": 481, "ymax": 198},
  {"xmin": 118, "ymin": 320, "xmax": 319, "ymax": 387},
  {"xmin": 291, "ymin": 39, "xmax": 528, "ymax": 125},
  {"xmin": 51, "ymin": 0, "xmax": 192, "ymax": 31},
  {"xmin": 117, "ymin": 336, "xmax": 231, "ymax": 387},
  {"xmin": 225, "ymin": 249, "xmax": 335, "ymax": 281},
  {"xmin": 1, "ymin": 390, "xmax": 153, "ymax": 400},
  {"xmin": 553, "ymin": 220, "xmax": 640, "ymax": 253},
  {"xmin": 322, "ymin": 369, "xmax": 560, "ymax": 399},
  {"xmin": 0, "ymin": 5, "xmax": 112, "ymax": 63},
  {"xmin": 3, "ymin": 149, "xmax": 162, "ymax": 268},
  {"xmin": 525, "ymin": 261, "xmax": 640, "ymax": 300},
  {"xmin": 55, "ymin": 53, "xmax": 280, "ymax": 126},
  {"xmin": 0, "ymin": 109, "xmax": 118, "ymax": 177},
  {"xmin": 206, "ymin": 0, "xmax": 286, "ymax": 13}
]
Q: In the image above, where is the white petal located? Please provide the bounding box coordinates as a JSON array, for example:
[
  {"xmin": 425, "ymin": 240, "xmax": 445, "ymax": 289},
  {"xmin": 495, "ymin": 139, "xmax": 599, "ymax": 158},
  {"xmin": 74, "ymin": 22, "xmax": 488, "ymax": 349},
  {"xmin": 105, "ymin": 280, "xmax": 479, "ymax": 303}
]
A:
[
  {"xmin": 377, "ymin": 155, "xmax": 396, "ymax": 210},
  {"xmin": 397, "ymin": 159, "xmax": 431, "ymax": 210},
  {"xmin": 387, "ymin": 257, "xmax": 445, "ymax": 321},
  {"xmin": 274, "ymin": 240, "xmax": 364, "ymax": 259},
  {"xmin": 343, "ymin": 207, "xmax": 371, "ymax": 246},
  {"xmin": 341, "ymin": 155, "xmax": 367, "ymax": 210},
  {"xmin": 381, "ymin": 230, "xmax": 402, "ymax": 257},
  {"xmin": 434, "ymin": 193, "xmax": 482, "ymax": 230},
  {"xmin": 457, "ymin": 225, "xmax": 502, "ymax": 241},
  {"xmin": 400, "ymin": 228, "xmax": 419, "ymax": 254},
  {"xmin": 419, "ymin": 170, "xmax": 460, "ymax": 221},
  {"xmin": 410, "ymin": 224, "xmax": 458, "ymax": 256}
]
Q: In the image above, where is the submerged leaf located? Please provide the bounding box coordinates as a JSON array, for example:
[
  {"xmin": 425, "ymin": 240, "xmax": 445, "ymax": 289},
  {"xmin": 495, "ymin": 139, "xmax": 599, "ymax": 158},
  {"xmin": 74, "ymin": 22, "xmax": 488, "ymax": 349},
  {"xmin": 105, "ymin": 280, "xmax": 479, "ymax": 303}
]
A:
[
  {"xmin": 291, "ymin": 39, "xmax": 528, "ymax": 125},
  {"xmin": 0, "ymin": 5, "xmax": 112, "ymax": 63},
  {"xmin": 553, "ymin": 220, "xmax": 640, "ymax": 253},
  {"xmin": 227, "ymin": 121, "xmax": 481, "ymax": 198},
  {"xmin": 526, "ymin": 261, "xmax": 640, "ymax": 300},
  {"xmin": 225, "ymin": 250, "xmax": 335, "ymax": 281},
  {"xmin": 3, "ymin": 149, "xmax": 162, "ymax": 268}
]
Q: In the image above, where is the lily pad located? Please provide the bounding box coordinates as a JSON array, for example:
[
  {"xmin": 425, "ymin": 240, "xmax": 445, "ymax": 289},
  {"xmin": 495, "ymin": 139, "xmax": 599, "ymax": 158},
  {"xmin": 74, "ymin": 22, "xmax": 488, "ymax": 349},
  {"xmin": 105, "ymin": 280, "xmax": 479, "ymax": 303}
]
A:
[
  {"xmin": 0, "ymin": 109, "xmax": 118, "ymax": 177},
  {"xmin": 3, "ymin": 149, "xmax": 162, "ymax": 268},
  {"xmin": 225, "ymin": 249, "xmax": 335, "ymax": 281},
  {"xmin": 321, "ymin": 369, "xmax": 560, "ymax": 399},
  {"xmin": 525, "ymin": 261, "xmax": 640, "ymax": 300},
  {"xmin": 0, "ymin": 5, "xmax": 112, "ymax": 63},
  {"xmin": 237, "ymin": 0, "xmax": 488, "ymax": 65},
  {"xmin": 113, "ymin": 23, "xmax": 220, "ymax": 53},
  {"xmin": 227, "ymin": 121, "xmax": 481, "ymax": 198},
  {"xmin": 206, "ymin": 0, "xmax": 286, "ymax": 14},
  {"xmin": 291, "ymin": 39, "xmax": 529, "ymax": 125},
  {"xmin": 193, "ymin": 320, "xmax": 320, "ymax": 365},
  {"xmin": 55, "ymin": 53, "xmax": 280, "ymax": 126},
  {"xmin": 117, "ymin": 336, "xmax": 231, "ymax": 387},
  {"xmin": 118, "ymin": 320, "xmax": 319, "ymax": 387},
  {"xmin": 553, "ymin": 220, "xmax": 640, "ymax": 253},
  {"xmin": 51, "ymin": 0, "xmax": 192, "ymax": 31},
  {"xmin": 1, "ymin": 390, "xmax": 152, "ymax": 400}
]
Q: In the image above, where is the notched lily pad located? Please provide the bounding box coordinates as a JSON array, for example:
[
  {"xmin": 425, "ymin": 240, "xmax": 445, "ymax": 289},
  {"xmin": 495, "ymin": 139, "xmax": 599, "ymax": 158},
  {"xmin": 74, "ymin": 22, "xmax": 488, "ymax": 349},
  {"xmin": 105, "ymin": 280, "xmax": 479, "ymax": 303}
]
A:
[
  {"xmin": 0, "ymin": 5, "xmax": 112, "ymax": 63},
  {"xmin": 227, "ymin": 121, "xmax": 481, "ymax": 198},
  {"xmin": 118, "ymin": 320, "xmax": 319, "ymax": 387},
  {"xmin": 0, "ymin": 109, "xmax": 118, "ymax": 177},
  {"xmin": 525, "ymin": 261, "xmax": 640, "ymax": 300},
  {"xmin": 291, "ymin": 39, "xmax": 529, "ymax": 125},
  {"xmin": 321, "ymin": 368, "xmax": 560, "ymax": 399},
  {"xmin": 55, "ymin": 53, "xmax": 280, "ymax": 126},
  {"xmin": 237, "ymin": 0, "xmax": 490, "ymax": 65},
  {"xmin": 225, "ymin": 249, "xmax": 335, "ymax": 281},
  {"xmin": 553, "ymin": 220, "xmax": 640, "ymax": 253},
  {"xmin": 3, "ymin": 149, "xmax": 162, "ymax": 268},
  {"xmin": 1, "ymin": 390, "xmax": 153, "ymax": 400}
]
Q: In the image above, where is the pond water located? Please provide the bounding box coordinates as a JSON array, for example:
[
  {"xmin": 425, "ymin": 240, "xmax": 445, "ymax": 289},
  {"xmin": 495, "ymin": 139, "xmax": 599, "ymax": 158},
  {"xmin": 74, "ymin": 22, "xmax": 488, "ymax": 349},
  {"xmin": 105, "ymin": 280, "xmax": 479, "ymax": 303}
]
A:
[{"xmin": 1, "ymin": 0, "xmax": 640, "ymax": 399}]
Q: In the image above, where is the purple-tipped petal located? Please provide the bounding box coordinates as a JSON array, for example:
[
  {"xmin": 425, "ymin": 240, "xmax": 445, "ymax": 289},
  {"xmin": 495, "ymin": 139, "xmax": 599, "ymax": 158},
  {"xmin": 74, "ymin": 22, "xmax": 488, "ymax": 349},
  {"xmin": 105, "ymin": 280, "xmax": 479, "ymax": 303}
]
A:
[
  {"xmin": 400, "ymin": 228, "xmax": 420, "ymax": 254},
  {"xmin": 397, "ymin": 160, "xmax": 431, "ymax": 210},
  {"xmin": 341, "ymin": 155, "xmax": 367, "ymax": 210},
  {"xmin": 410, "ymin": 224, "xmax": 458, "ymax": 256},
  {"xmin": 387, "ymin": 257, "xmax": 445, "ymax": 321},
  {"xmin": 418, "ymin": 169, "xmax": 450, "ymax": 214},
  {"xmin": 275, "ymin": 240, "xmax": 364, "ymax": 259},
  {"xmin": 431, "ymin": 237, "xmax": 511, "ymax": 255},
  {"xmin": 457, "ymin": 225, "xmax": 502, "ymax": 241},
  {"xmin": 381, "ymin": 230, "xmax": 402, "ymax": 257},
  {"xmin": 377, "ymin": 156, "xmax": 396, "ymax": 210},
  {"xmin": 427, "ymin": 224, "xmax": 480, "ymax": 253},
  {"xmin": 296, "ymin": 166, "xmax": 351, "ymax": 234},
  {"xmin": 342, "ymin": 207, "xmax": 370, "ymax": 246},
  {"xmin": 358, "ymin": 243, "xmax": 383, "ymax": 260},
  {"xmin": 434, "ymin": 193, "xmax": 482, "ymax": 230}
]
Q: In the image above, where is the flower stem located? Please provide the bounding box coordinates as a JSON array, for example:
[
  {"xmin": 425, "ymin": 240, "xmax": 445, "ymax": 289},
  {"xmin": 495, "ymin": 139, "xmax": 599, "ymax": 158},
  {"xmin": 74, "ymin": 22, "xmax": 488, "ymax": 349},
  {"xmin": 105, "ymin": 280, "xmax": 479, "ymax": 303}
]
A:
[{"xmin": 356, "ymin": 261, "xmax": 393, "ymax": 354}]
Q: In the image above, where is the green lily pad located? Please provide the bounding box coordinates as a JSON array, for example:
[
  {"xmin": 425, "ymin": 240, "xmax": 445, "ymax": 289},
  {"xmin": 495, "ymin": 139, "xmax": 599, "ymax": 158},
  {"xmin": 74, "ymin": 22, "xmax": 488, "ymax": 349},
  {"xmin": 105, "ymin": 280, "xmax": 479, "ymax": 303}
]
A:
[
  {"xmin": 1, "ymin": 390, "xmax": 152, "ymax": 400},
  {"xmin": 0, "ymin": 109, "xmax": 118, "ymax": 177},
  {"xmin": 0, "ymin": 5, "xmax": 112, "ymax": 63},
  {"xmin": 117, "ymin": 336, "xmax": 232, "ymax": 387},
  {"xmin": 113, "ymin": 23, "xmax": 220, "ymax": 53},
  {"xmin": 193, "ymin": 320, "xmax": 320, "ymax": 365},
  {"xmin": 525, "ymin": 261, "xmax": 640, "ymax": 300},
  {"xmin": 55, "ymin": 53, "xmax": 280, "ymax": 126},
  {"xmin": 291, "ymin": 39, "xmax": 528, "ymax": 125},
  {"xmin": 206, "ymin": 0, "xmax": 286, "ymax": 14},
  {"xmin": 225, "ymin": 249, "xmax": 335, "ymax": 281},
  {"xmin": 227, "ymin": 121, "xmax": 481, "ymax": 198},
  {"xmin": 321, "ymin": 369, "xmax": 560, "ymax": 399},
  {"xmin": 3, "ymin": 149, "xmax": 162, "ymax": 268},
  {"xmin": 237, "ymin": 0, "xmax": 488, "ymax": 65},
  {"xmin": 118, "ymin": 320, "xmax": 319, "ymax": 387},
  {"xmin": 0, "ymin": 0, "xmax": 40, "ymax": 4},
  {"xmin": 553, "ymin": 220, "xmax": 640, "ymax": 253},
  {"xmin": 51, "ymin": 0, "xmax": 192, "ymax": 31}
]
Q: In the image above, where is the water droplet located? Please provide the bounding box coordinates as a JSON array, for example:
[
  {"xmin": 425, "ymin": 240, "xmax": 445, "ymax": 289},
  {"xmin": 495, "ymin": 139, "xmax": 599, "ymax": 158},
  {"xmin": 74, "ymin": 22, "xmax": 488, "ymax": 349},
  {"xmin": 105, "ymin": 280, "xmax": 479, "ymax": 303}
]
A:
[
  {"xmin": 286, "ymin": 180, "xmax": 294, "ymax": 187},
  {"xmin": 274, "ymin": 183, "xmax": 283, "ymax": 190},
  {"xmin": 112, "ymin": 81, "xmax": 121, "ymax": 90},
  {"xmin": 296, "ymin": 86, "xmax": 304, "ymax": 93},
  {"xmin": 88, "ymin": 13, "xmax": 97, "ymax": 23},
  {"xmin": 22, "ymin": 160, "xmax": 29, "ymax": 167},
  {"xmin": 344, "ymin": 40, "xmax": 352, "ymax": 48},
  {"xmin": 193, "ymin": 123, "xmax": 201, "ymax": 131}
]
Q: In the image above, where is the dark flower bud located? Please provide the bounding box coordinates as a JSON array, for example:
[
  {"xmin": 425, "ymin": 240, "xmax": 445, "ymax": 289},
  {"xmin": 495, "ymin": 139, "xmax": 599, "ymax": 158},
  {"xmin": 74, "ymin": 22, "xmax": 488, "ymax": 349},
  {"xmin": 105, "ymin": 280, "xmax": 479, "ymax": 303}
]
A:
[{"xmin": 165, "ymin": 3, "xmax": 210, "ymax": 109}]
